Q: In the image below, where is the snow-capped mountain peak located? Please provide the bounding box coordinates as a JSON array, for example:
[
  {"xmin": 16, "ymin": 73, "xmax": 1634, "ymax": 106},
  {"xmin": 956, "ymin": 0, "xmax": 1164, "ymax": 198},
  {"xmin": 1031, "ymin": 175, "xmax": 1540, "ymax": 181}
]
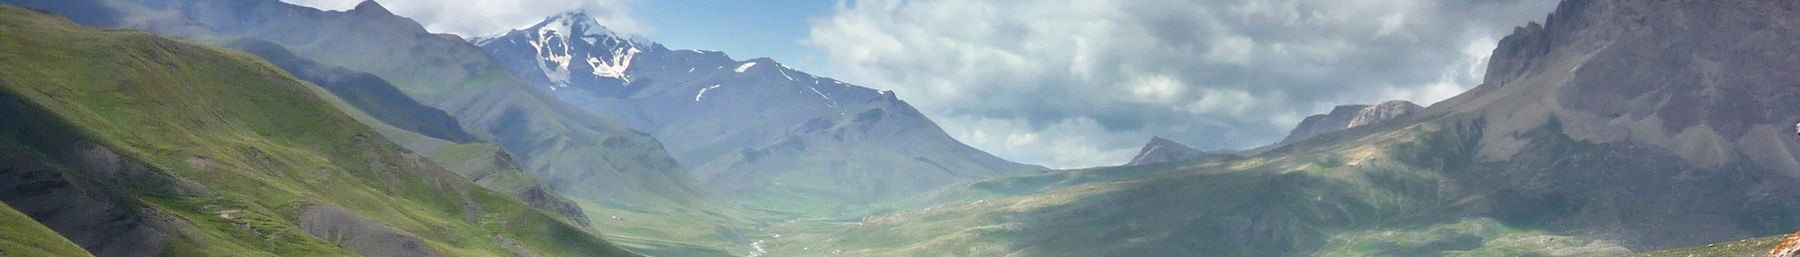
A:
[
  {"xmin": 536, "ymin": 12, "xmax": 626, "ymax": 44},
  {"xmin": 473, "ymin": 11, "xmax": 660, "ymax": 91}
]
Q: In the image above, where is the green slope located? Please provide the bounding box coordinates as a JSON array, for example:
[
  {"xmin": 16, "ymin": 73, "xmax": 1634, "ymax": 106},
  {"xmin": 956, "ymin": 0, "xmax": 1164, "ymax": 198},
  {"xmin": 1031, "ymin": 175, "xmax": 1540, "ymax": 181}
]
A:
[
  {"xmin": 1, "ymin": 0, "xmax": 760, "ymax": 254},
  {"xmin": 0, "ymin": 6, "xmax": 635, "ymax": 256},
  {"xmin": 757, "ymin": 116, "xmax": 1636, "ymax": 257},
  {"xmin": 1624, "ymin": 236, "xmax": 1782, "ymax": 257},
  {"xmin": 218, "ymin": 38, "xmax": 596, "ymax": 228},
  {"xmin": 222, "ymin": 38, "xmax": 476, "ymax": 144},
  {"xmin": 0, "ymin": 201, "xmax": 94, "ymax": 257}
]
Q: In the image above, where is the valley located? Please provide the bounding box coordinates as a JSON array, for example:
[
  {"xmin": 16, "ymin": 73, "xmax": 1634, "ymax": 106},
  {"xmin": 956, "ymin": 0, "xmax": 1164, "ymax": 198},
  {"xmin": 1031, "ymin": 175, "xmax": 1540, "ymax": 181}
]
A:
[{"xmin": 2, "ymin": 0, "xmax": 1799, "ymax": 256}]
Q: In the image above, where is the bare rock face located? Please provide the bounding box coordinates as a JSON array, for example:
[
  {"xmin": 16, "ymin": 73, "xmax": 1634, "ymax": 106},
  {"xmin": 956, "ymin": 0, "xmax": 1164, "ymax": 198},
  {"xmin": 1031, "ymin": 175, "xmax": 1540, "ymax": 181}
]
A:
[
  {"xmin": 1772, "ymin": 230, "xmax": 1800, "ymax": 257},
  {"xmin": 1125, "ymin": 136, "xmax": 1206, "ymax": 166},
  {"xmin": 1414, "ymin": 0, "xmax": 1800, "ymax": 249},
  {"xmin": 1278, "ymin": 104, "xmax": 1370, "ymax": 146},
  {"xmin": 1347, "ymin": 100, "xmax": 1424, "ymax": 128},
  {"xmin": 1432, "ymin": 0, "xmax": 1800, "ymax": 169},
  {"xmin": 299, "ymin": 205, "xmax": 438, "ymax": 257},
  {"xmin": 1257, "ymin": 100, "xmax": 1421, "ymax": 153}
]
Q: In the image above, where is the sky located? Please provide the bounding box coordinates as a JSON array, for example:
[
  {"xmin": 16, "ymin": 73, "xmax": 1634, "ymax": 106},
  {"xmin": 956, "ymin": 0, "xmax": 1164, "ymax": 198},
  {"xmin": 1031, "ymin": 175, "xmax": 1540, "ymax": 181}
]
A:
[{"xmin": 278, "ymin": 0, "xmax": 1562, "ymax": 169}]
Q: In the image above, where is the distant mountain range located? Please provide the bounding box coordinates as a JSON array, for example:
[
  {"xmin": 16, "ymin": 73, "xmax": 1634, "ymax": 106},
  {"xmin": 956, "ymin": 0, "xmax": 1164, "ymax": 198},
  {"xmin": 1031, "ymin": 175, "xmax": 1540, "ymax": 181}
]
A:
[
  {"xmin": 473, "ymin": 12, "xmax": 1043, "ymax": 215},
  {"xmin": 8, "ymin": 0, "xmax": 1796, "ymax": 256},
  {"xmin": 1125, "ymin": 136, "xmax": 1207, "ymax": 166},
  {"xmin": 1126, "ymin": 100, "xmax": 1422, "ymax": 166},
  {"xmin": 759, "ymin": 0, "xmax": 1800, "ymax": 256}
]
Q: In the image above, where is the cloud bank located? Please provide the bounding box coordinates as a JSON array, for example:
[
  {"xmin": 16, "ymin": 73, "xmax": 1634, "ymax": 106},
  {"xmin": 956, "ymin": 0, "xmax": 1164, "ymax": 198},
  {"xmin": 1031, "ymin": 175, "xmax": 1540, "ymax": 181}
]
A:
[
  {"xmin": 806, "ymin": 0, "xmax": 1559, "ymax": 168},
  {"xmin": 279, "ymin": 0, "xmax": 645, "ymax": 36}
]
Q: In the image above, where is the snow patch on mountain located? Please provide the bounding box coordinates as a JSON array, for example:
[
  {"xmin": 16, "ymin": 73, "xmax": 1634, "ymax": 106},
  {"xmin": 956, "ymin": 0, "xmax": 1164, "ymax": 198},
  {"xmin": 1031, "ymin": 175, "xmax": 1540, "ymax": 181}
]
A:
[
  {"xmin": 696, "ymin": 84, "xmax": 722, "ymax": 102},
  {"xmin": 480, "ymin": 11, "xmax": 656, "ymax": 89},
  {"xmin": 530, "ymin": 28, "xmax": 574, "ymax": 88},
  {"xmin": 589, "ymin": 46, "xmax": 640, "ymax": 82},
  {"xmin": 735, "ymin": 62, "xmax": 758, "ymax": 73},
  {"xmin": 807, "ymin": 85, "xmax": 838, "ymax": 109},
  {"xmin": 778, "ymin": 69, "xmax": 795, "ymax": 81}
]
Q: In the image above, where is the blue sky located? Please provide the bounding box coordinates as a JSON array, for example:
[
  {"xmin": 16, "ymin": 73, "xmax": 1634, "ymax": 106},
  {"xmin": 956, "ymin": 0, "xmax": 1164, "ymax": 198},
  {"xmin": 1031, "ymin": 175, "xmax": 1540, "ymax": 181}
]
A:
[{"xmin": 635, "ymin": 0, "xmax": 836, "ymax": 74}]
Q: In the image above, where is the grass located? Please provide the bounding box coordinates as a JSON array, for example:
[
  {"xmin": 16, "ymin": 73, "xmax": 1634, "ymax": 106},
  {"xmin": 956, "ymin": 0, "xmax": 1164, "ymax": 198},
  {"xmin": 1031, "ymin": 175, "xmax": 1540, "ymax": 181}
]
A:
[
  {"xmin": 1624, "ymin": 235, "xmax": 1783, "ymax": 257},
  {"xmin": 1315, "ymin": 218, "xmax": 1628, "ymax": 257},
  {"xmin": 0, "ymin": 6, "xmax": 636, "ymax": 256},
  {"xmin": 745, "ymin": 115, "xmax": 1610, "ymax": 257},
  {"xmin": 425, "ymin": 142, "xmax": 543, "ymax": 196},
  {"xmin": 0, "ymin": 201, "xmax": 94, "ymax": 257}
]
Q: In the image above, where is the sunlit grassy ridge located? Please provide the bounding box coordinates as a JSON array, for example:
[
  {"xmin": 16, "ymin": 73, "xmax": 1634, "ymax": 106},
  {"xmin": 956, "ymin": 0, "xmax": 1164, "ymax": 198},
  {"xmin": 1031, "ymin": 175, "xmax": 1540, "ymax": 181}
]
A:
[{"xmin": 0, "ymin": 5, "xmax": 635, "ymax": 256}]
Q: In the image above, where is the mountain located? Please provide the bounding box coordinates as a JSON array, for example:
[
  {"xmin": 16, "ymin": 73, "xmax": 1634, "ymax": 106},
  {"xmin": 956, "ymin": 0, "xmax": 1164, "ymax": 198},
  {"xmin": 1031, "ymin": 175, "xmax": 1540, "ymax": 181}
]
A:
[
  {"xmin": 222, "ymin": 39, "xmax": 476, "ymax": 143},
  {"xmin": 13, "ymin": 0, "xmax": 716, "ymax": 207},
  {"xmin": 1269, "ymin": 100, "xmax": 1423, "ymax": 150},
  {"xmin": 473, "ymin": 12, "xmax": 1043, "ymax": 215},
  {"xmin": 0, "ymin": 0, "xmax": 752, "ymax": 255},
  {"xmin": 0, "ymin": 6, "xmax": 636, "ymax": 256},
  {"xmin": 750, "ymin": 0, "xmax": 1800, "ymax": 256},
  {"xmin": 1124, "ymin": 136, "xmax": 1207, "ymax": 166},
  {"xmin": 1409, "ymin": 0, "xmax": 1800, "ymax": 248},
  {"xmin": 0, "ymin": 201, "xmax": 93, "ymax": 257},
  {"xmin": 219, "ymin": 38, "xmax": 594, "ymax": 227}
]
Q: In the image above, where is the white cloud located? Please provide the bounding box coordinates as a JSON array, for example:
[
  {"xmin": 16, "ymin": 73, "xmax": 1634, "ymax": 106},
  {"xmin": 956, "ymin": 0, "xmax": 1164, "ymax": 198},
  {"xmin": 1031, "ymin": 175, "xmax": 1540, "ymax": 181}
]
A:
[
  {"xmin": 1204, "ymin": 34, "xmax": 1257, "ymax": 66},
  {"xmin": 937, "ymin": 115, "xmax": 1141, "ymax": 169},
  {"xmin": 807, "ymin": 0, "xmax": 1559, "ymax": 168},
  {"xmin": 278, "ymin": 0, "xmax": 645, "ymax": 37},
  {"xmin": 1127, "ymin": 75, "xmax": 1187, "ymax": 104}
]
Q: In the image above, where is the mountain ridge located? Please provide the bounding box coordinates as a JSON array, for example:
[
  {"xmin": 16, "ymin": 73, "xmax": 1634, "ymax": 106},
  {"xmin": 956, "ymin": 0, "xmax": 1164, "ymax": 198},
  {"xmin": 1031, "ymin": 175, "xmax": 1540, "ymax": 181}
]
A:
[
  {"xmin": 750, "ymin": 0, "xmax": 1800, "ymax": 255},
  {"xmin": 475, "ymin": 12, "xmax": 1044, "ymax": 216},
  {"xmin": 0, "ymin": 7, "xmax": 638, "ymax": 255},
  {"xmin": 1125, "ymin": 136, "xmax": 1206, "ymax": 166},
  {"xmin": 0, "ymin": 1, "xmax": 757, "ymax": 255}
]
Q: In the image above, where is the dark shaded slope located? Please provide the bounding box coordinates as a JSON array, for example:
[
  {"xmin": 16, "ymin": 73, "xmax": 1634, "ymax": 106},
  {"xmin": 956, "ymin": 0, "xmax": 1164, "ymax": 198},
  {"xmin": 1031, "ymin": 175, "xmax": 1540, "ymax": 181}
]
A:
[
  {"xmin": 0, "ymin": 200, "xmax": 94, "ymax": 257},
  {"xmin": 224, "ymin": 39, "xmax": 475, "ymax": 143}
]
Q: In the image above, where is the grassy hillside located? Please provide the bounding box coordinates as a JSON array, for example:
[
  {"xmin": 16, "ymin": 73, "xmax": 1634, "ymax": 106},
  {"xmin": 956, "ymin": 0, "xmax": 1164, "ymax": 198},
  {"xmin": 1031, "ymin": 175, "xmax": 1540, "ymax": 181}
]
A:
[
  {"xmin": 756, "ymin": 116, "xmax": 1648, "ymax": 257},
  {"xmin": 0, "ymin": 201, "xmax": 94, "ymax": 257},
  {"xmin": 223, "ymin": 38, "xmax": 476, "ymax": 144},
  {"xmin": 1624, "ymin": 236, "xmax": 1782, "ymax": 257},
  {"xmin": 216, "ymin": 37, "xmax": 598, "ymax": 230},
  {"xmin": 0, "ymin": 5, "xmax": 635, "ymax": 256},
  {"xmin": 0, "ymin": 0, "xmax": 764, "ymax": 254}
]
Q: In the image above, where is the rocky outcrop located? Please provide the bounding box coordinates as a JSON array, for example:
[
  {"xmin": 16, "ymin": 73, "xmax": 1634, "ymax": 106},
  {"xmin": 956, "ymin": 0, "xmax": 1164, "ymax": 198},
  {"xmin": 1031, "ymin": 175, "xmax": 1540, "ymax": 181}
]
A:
[
  {"xmin": 1252, "ymin": 100, "xmax": 1422, "ymax": 154},
  {"xmin": 1771, "ymin": 230, "xmax": 1800, "ymax": 257},
  {"xmin": 1125, "ymin": 136, "xmax": 1206, "ymax": 166},
  {"xmin": 299, "ymin": 205, "xmax": 437, "ymax": 257},
  {"xmin": 1347, "ymin": 101, "xmax": 1424, "ymax": 128},
  {"xmin": 1413, "ymin": 0, "xmax": 1800, "ymax": 249},
  {"xmin": 1278, "ymin": 104, "xmax": 1370, "ymax": 146}
]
